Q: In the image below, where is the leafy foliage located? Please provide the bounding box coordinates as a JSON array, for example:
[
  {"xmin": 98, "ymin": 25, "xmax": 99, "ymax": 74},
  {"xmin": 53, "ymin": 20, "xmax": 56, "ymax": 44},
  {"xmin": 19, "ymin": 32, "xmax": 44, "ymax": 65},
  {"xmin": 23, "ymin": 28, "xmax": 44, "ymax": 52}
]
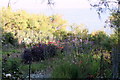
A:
[
  {"xmin": 90, "ymin": 31, "xmax": 113, "ymax": 51},
  {"xmin": 2, "ymin": 57, "xmax": 23, "ymax": 80},
  {"xmin": 22, "ymin": 42, "xmax": 63, "ymax": 63},
  {"xmin": 52, "ymin": 62, "xmax": 80, "ymax": 78},
  {"xmin": 52, "ymin": 51, "xmax": 112, "ymax": 78},
  {"xmin": 2, "ymin": 32, "xmax": 18, "ymax": 46},
  {"xmin": 88, "ymin": 0, "xmax": 119, "ymax": 14},
  {"xmin": 1, "ymin": 6, "xmax": 117, "ymax": 79},
  {"xmin": 0, "ymin": 7, "xmax": 67, "ymax": 45},
  {"xmin": 110, "ymin": 12, "xmax": 120, "ymax": 28}
]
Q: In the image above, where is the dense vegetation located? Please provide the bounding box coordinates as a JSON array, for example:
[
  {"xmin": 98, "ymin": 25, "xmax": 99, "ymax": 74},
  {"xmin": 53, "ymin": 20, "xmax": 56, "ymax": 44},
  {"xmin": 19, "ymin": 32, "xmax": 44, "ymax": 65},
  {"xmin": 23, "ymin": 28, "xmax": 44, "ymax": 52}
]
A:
[
  {"xmin": 1, "ymin": 7, "xmax": 67, "ymax": 45},
  {"xmin": 1, "ymin": 7, "xmax": 119, "ymax": 79}
]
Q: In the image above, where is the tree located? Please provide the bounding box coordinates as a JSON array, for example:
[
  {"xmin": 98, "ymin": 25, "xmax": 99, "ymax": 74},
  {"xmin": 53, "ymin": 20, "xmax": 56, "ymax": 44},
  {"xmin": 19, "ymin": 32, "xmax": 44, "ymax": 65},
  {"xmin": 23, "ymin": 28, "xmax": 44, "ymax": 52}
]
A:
[
  {"xmin": 88, "ymin": 0, "xmax": 120, "ymax": 13},
  {"xmin": 88, "ymin": 0, "xmax": 120, "ymax": 42}
]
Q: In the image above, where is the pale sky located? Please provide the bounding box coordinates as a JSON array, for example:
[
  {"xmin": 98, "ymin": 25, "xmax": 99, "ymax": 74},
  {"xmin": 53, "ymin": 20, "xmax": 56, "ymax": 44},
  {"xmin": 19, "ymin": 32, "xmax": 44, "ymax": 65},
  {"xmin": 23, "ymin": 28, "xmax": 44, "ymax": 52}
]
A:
[
  {"xmin": 0, "ymin": 0, "xmax": 91, "ymax": 10},
  {"xmin": 0, "ymin": 0, "xmax": 113, "ymax": 34},
  {"xmin": 0, "ymin": 0, "xmax": 117, "ymax": 11}
]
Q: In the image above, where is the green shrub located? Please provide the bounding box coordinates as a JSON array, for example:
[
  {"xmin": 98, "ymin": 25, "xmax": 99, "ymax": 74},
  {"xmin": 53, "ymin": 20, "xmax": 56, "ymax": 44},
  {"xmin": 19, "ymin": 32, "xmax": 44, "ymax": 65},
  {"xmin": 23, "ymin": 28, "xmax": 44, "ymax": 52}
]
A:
[
  {"xmin": 76, "ymin": 54, "xmax": 100, "ymax": 78},
  {"xmin": 51, "ymin": 53, "xmax": 113, "ymax": 78},
  {"xmin": 32, "ymin": 63, "xmax": 47, "ymax": 72},
  {"xmin": 19, "ymin": 63, "xmax": 46, "ymax": 75},
  {"xmin": 2, "ymin": 49, "xmax": 21, "ymax": 55},
  {"xmin": 2, "ymin": 58, "xmax": 23, "ymax": 80},
  {"xmin": 2, "ymin": 32, "xmax": 18, "ymax": 46},
  {"xmin": 52, "ymin": 62, "xmax": 80, "ymax": 78},
  {"xmin": 90, "ymin": 31, "xmax": 112, "ymax": 51}
]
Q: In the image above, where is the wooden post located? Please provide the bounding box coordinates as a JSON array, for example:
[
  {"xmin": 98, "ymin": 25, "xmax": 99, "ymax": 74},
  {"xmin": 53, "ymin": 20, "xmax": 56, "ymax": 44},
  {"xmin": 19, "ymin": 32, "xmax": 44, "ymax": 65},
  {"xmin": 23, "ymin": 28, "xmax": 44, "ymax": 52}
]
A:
[
  {"xmin": 28, "ymin": 54, "xmax": 32, "ymax": 80},
  {"xmin": 112, "ymin": 53, "xmax": 119, "ymax": 78},
  {"xmin": 100, "ymin": 52, "xmax": 104, "ymax": 78},
  {"xmin": 29, "ymin": 61, "xmax": 31, "ymax": 80},
  {"xmin": 112, "ymin": 47, "xmax": 120, "ymax": 78}
]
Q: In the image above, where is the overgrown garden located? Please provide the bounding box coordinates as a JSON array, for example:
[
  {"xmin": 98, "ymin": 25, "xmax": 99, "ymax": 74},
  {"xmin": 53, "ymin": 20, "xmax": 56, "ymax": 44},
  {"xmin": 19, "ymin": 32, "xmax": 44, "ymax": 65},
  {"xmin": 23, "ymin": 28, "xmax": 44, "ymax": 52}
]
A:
[{"xmin": 0, "ymin": 7, "xmax": 120, "ymax": 79}]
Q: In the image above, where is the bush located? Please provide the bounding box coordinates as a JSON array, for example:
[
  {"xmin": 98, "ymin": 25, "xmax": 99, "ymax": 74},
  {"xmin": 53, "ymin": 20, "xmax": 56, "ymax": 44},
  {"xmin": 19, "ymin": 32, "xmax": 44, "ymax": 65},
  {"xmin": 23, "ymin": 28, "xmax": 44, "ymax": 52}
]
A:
[
  {"xmin": 52, "ymin": 62, "xmax": 80, "ymax": 78},
  {"xmin": 22, "ymin": 48, "xmax": 33, "ymax": 64},
  {"xmin": 52, "ymin": 53, "xmax": 111, "ymax": 78},
  {"xmin": 31, "ymin": 47, "xmax": 45, "ymax": 61},
  {"xmin": 76, "ymin": 54, "xmax": 100, "ymax": 78},
  {"xmin": 2, "ymin": 32, "xmax": 18, "ymax": 46},
  {"xmin": 90, "ymin": 31, "xmax": 112, "ymax": 51},
  {"xmin": 1, "ymin": 7, "xmax": 67, "ymax": 44},
  {"xmin": 2, "ymin": 57, "xmax": 23, "ymax": 80},
  {"xmin": 22, "ymin": 42, "xmax": 61, "ymax": 63},
  {"xmin": 46, "ymin": 44, "xmax": 59, "ymax": 57}
]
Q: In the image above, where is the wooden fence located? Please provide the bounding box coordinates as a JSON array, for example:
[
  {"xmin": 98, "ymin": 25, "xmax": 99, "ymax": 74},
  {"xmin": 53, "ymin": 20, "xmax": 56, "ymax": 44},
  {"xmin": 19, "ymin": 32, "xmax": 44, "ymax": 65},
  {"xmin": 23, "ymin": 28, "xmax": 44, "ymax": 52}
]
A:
[{"xmin": 112, "ymin": 47, "xmax": 120, "ymax": 78}]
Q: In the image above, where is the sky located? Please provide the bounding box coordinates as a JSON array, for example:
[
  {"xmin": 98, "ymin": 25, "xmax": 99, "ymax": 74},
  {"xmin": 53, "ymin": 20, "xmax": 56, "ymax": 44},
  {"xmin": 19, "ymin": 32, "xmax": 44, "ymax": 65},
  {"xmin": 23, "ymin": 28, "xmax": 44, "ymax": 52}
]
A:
[
  {"xmin": 0, "ymin": 0, "xmax": 117, "ymax": 9},
  {"xmin": 0, "ymin": 0, "xmax": 91, "ymax": 9},
  {"xmin": 0, "ymin": 0, "xmax": 113, "ymax": 34}
]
